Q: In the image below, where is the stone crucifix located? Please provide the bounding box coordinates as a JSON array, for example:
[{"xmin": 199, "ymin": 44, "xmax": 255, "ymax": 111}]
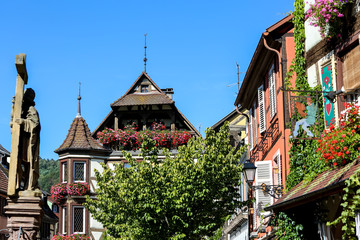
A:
[{"xmin": 8, "ymin": 53, "xmax": 41, "ymax": 197}]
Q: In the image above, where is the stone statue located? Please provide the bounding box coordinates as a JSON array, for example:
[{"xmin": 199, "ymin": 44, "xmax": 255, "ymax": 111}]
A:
[
  {"xmin": 13, "ymin": 88, "xmax": 41, "ymax": 192},
  {"xmin": 8, "ymin": 54, "xmax": 41, "ymax": 197}
]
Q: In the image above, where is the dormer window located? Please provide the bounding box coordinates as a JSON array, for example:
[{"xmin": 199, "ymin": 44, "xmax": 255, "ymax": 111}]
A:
[{"xmin": 141, "ymin": 85, "xmax": 149, "ymax": 93}]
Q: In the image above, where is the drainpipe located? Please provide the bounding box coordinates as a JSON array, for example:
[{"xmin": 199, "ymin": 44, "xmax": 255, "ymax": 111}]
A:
[{"xmin": 263, "ymin": 34, "xmax": 288, "ymax": 187}]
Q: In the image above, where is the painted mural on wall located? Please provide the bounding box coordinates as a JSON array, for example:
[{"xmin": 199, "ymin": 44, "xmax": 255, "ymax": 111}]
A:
[{"xmin": 322, "ymin": 64, "xmax": 335, "ymax": 127}]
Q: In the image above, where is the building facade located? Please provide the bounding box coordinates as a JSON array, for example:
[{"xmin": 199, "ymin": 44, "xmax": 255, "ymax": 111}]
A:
[
  {"xmin": 267, "ymin": 1, "xmax": 360, "ymax": 239},
  {"xmin": 234, "ymin": 15, "xmax": 295, "ymax": 239},
  {"xmin": 212, "ymin": 109, "xmax": 249, "ymax": 240},
  {"xmin": 55, "ymin": 71, "xmax": 200, "ymax": 239}
]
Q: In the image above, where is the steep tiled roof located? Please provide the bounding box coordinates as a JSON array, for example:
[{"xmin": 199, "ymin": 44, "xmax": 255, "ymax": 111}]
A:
[
  {"xmin": 267, "ymin": 159, "xmax": 360, "ymax": 211},
  {"xmin": 111, "ymin": 93, "xmax": 173, "ymax": 107},
  {"xmin": 0, "ymin": 163, "xmax": 8, "ymax": 194},
  {"xmin": 55, "ymin": 116, "xmax": 109, "ymax": 154}
]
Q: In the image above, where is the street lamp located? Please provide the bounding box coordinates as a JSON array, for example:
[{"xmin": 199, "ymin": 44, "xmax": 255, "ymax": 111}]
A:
[
  {"xmin": 243, "ymin": 160, "xmax": 256, "ymax": 187},
  {"xmin": 242, "ymin": 160, "xmax": 283, "ymax": 199}
]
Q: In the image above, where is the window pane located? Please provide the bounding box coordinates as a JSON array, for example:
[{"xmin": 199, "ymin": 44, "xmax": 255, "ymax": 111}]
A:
[
  {"xmin": 63, "ymin": 162, "xmax": 67, "ymax": 182},
  {"xmin": 63, "ymin": 207, "xmax": 67, "ymax": 234},
  {"xmin": 74, "ymin": 162, "xmax": 85, "ymax": 181},
  {"xmin": 73, "ymin": 207, "xmax": 84, "ymax": 233}
]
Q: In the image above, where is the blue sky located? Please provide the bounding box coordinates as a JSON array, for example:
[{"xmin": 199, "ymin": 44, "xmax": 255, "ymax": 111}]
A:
[{"xmin": 0, "ymin": 1, "xmax": 294, "ymax": 160}]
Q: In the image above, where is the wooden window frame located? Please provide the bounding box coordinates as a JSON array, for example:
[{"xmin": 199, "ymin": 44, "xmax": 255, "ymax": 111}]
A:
[{"xmin": 72, "ymin": 206, "xmax": 86, "ymax": 234}]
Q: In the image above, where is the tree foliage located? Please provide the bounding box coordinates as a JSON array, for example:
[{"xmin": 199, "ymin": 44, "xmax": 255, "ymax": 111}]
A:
[
  {"xmin": 39, "ymin": 157, "xmax": 59, "ymax": 192},
  {"xmin": 85, "ymin": 123, "xmax": 245, "ymax": 240}
]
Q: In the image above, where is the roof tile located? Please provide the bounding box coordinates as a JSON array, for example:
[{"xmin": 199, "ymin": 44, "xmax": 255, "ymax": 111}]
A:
[
  {"xmin": 111, "ymin": 93, "xmax": 173, "ymax": 107},
  {"xmin": 269, "ymin": 159, "xmax": 360, "ymax": 210}
]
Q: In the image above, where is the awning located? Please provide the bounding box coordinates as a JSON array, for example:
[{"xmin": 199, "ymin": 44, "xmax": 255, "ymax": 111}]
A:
[{"xmin": 266, "ymin": 159, "xmax": 360, "ymax": 212}]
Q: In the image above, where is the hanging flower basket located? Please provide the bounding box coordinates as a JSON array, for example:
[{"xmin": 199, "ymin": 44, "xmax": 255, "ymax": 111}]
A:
[{"xmin": 305, "ymin": 0, "xmax": 353, "ymax": 39}]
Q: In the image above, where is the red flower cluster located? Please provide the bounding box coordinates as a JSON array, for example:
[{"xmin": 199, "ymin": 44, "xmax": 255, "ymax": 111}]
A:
[
  {"xmin": 51, "ymin": 182, "xmax": 90, "ymax": 203},
  {"xmin": 124, "ymin": 121, "xmax": 138, "ymax": 131},
  {"xmin": 151, "ymin": 121, "xmax": 166, "ymax": 131},
  {"xmin": 318, "ymin": 103, "xmax": 360, "ymax": 166},
  {"xmin": 51, "ymin": 234, "xmax": 89, "ymax": 240},
  {"xmin": 96, "ymin": 127, "xmax": 192, "ymax": 151},
  {"xmin": 67, "ymin": 182, "xmax": 90, "ymax": 196},
  {"xmin": 50, "ymin": 183, "xmax": 67, "ymax": 202}
]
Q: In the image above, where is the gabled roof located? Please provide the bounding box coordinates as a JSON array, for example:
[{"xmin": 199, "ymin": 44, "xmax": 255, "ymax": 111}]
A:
[
  {"xmin": 211, "ymin": 107, "xmax": 247, "ymax": 131},
  {"xmin": 234, "ymin": 14, "xmax": 294, "ymax": 109},
  {"xmin": 266, "ymin": 159, "xmax": 360, "ymax": 212},
  {"xmin": 0, "ymin": 144, "xmax": 10, "ymax": 156},
  {"xmin": 55, "ymin": 116, "xmax": 110, "ymax": 154},
  {"xmin": 111, "ymin": 72, "xmax": 174, "ymax": 107}
]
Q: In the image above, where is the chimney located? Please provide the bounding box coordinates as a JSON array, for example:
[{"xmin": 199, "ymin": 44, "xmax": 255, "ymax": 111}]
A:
[{"xmin": 161, "ymin": 88, "xmax": 174, "ymax": 99}]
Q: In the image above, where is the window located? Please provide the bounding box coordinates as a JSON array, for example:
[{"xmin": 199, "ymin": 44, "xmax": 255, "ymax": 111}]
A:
[
  {"xmin": 141, "ymin": 85, "xmax": 149, "ymax": 93},
  {"xmin": 342, "ymin": 47, "xmax": 360, "ymax": 92},
  {"xmin": 62, "ymin": 162, "xmax": 67, "ymax": 183},
  {"xmin": 73, "ymin": 162, "xmax": 85, "ymax": 182},
  {"xmin": 63, "ymin": 207, "xmax": 67, "ymax": 234},
  {"xmin": 73, "ymin": 206, "xmax": 85, "ymax": 234},
  {"xmin": 258, "ymin": 85, "xmax": 266, "ymax": 133},
  {"xmin": 269, "ymin": 65, "xmax": 277, "ymax": 118},
  {"xmin": 52, "ymin": 204, "xmax": 59, "ymax": 213}
]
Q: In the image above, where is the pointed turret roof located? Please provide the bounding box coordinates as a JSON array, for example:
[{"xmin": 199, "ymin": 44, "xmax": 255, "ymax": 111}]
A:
[
  {"xmin": 55, "ymin": 116, "xmax": 109, "ymax": 154},
  {"xmin": 111, "ymin": 72, "xmax": 174, "ymax": 107}
]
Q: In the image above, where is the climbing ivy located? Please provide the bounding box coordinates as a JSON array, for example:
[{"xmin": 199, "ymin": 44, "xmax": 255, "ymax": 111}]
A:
[
  {"xmin": 285, "ymin": 0, "xmax": 326, "ymax": 190},
  {"xmin": 328, "ymin": 170, "xmax": 360, "ymax": 239},
  {"xmin": 286, "ymin": 132, "xmax": 328, "ymax": 190},
  {"xmin": 285, "ymin": 0, "xmax": 308, "ymax": 92},
  {"xmin": 271, "ymin": 212, "xmax": 304, "ymax": 240}
]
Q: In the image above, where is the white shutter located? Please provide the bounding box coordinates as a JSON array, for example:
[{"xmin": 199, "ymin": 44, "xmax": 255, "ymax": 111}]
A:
[
  {"xmin": 249, "ymin": 108, "xmax": 253, "ymax": 149},
  {"xmin": 276, "ymin": 154, "xmax": 282, "ymax": 186},
  {"xmin": 255, "ymin": 161, "xmax": 273, "ymax": 215},
  {"xmin": 253, "ymin": 103, "xmax": 257, "ymax": 144},
  {"xmin": 269, "ymin": 65, "xmax": 277, "ymax": 118},
  {"xmin": 258, "ymin": 85, "xmax": 266, "ymax": 133}
]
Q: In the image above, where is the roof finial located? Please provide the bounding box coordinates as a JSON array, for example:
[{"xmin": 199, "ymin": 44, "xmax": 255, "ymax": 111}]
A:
[
  {"xmin": 144, "ymin": 33, "xmax": 147, "ymax": 73},
  {"xmin": 77, "ymin": 82, "xmax": 82, "ymax": 117}
]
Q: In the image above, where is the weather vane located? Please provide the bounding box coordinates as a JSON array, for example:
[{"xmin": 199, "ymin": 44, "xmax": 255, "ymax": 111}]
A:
[{"xmin": 144, "ymin": 33, "xmax": 148, "ymax": 73}]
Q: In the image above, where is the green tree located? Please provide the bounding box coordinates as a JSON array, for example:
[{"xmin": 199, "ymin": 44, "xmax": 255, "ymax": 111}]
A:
[
  {"xmin": 85, "ymin": 123, "xmax": 245, "ymax": 240},
  {"xmin": 39, "ymin": 158, "xmax": 59, "ymax": 192}
]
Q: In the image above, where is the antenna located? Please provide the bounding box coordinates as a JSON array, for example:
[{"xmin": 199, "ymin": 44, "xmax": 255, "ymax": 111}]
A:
[
  {"xmin": 226, "ymin": 62, "xmax": 245, "ymax": 90},
  {"xmin": 236, "ymin": 62, "xmax": 240, "ymax": 91},
  {"xmin": 144, "ymin": 33, "xmax": 147, "ymax": 73},
  {"xmin": 77, "ymin": 82, "xmax": 81, "ymax": 117}
]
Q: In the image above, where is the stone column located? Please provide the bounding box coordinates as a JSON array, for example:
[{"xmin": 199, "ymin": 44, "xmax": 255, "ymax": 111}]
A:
[{"xmin": 5, "ymin": 196, "xmax": 43, "ymax": 240}]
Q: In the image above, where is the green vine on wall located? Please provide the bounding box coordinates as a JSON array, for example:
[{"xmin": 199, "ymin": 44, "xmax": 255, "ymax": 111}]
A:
[
  {"xmin": 328, "ymin": 170, "xmax": 360, "ymax": 239},
  {"xmin": 285, "ymin": 0, "xmax": 326, "ymax": 191},
  {"xmin": 285, "ymin": 0, "xmax": 308, "ymax": 92}
]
